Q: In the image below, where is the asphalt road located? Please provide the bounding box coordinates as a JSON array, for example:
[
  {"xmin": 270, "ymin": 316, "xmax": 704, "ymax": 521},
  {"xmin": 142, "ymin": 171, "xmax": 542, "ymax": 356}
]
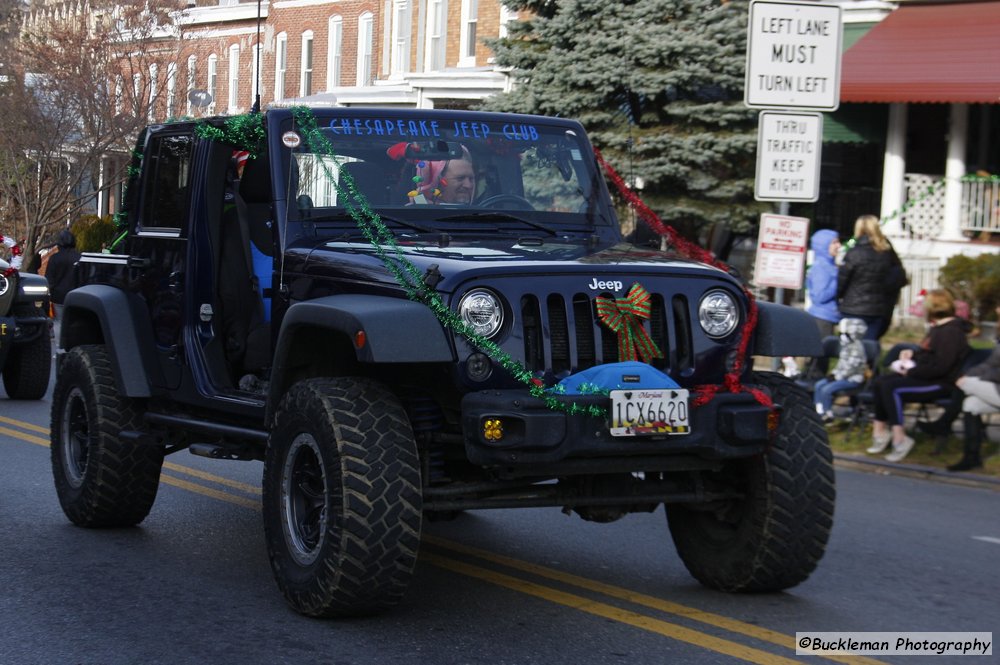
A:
[{"xmin": 1, "ymin": 379, "xmax": 998, "ymax": 664}]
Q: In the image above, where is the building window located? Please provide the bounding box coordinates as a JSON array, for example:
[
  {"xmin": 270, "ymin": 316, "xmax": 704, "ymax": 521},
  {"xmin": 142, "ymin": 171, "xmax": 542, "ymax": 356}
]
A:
[
  {"xmin": 357, "ymin": 12, "xmax": 373, "ymax": 86},
  {"xmin": 132, "ymin": 72, "xmax": 141, "ymax": 115},
  {"xmin": 166, "ymin": 63, "xmax": 177, "ymax": 119},
  {"xmin": 300, "ymin": 31, "xmax": 313, "ymax": 97},
  {"xmin": 499, "ymin": 4, "xmax": 513, "ymax": 38},
  {"xmin": 114, "ymin": 75, "xmax": 123, "ymax": 115},
  {"xmin": 186, "ymin": 55, "xmax": 196, "ymax": 115},
  {"xmin": 250, "ymin": 43, "xmax": 263, "ymax": 107},
  {"xmin": 327, "ymin": 16, "xmax": 342, "ymax": 89},
  {"xmin": 207, "ymin": 54, "xmax": 217, "ymax": 114},
  {"xmin": 274, "ymin": 32, "xmax": 287, "ymax": 102},
  {"xmin": 148, "ymin": 64, "xmax": 158, "ymax": 121},
  {"xmin": 227, "ymin": 44, "xmax": 240, "ymax": 113},
  {"xmin": 459, "ymin": 0, "xmax": 478, "ymax": 66},
  {"xmin": 390, "ymin": 0, "xmax": 411, "ymax": 76},
  {"xmin": 425, "ymin": 0, "xmax": 446, "ymax": 72}
]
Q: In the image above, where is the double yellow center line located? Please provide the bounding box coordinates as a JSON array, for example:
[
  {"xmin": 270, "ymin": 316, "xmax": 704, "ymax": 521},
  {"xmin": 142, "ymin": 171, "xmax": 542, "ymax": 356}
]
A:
[{"xmin": 1, "ymin": 414, "xmax": 882, "ymax": 664}]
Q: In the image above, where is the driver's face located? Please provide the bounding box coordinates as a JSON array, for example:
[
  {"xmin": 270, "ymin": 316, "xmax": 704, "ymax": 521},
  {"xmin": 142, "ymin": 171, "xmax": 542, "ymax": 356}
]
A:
[{"xmin": 440, "ymin": 159, "xmax": 475, "ymax": 204}]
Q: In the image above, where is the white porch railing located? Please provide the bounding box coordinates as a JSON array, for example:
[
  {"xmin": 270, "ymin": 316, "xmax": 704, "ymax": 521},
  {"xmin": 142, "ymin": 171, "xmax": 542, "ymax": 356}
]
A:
[
  {"xmin": 895, "ymin": 256, "xmax": 943, "ymax": 325},
  {"xmin": 901, "ymin": 173, "xmax": 945, "ymax": 238},
  {"xmin": 960, "ymin": 175, "xmax": 1000, "ymax": 234},
  {"xmin": 899, "ymin": 173, "xmax": 1000, "ymax": 237}
]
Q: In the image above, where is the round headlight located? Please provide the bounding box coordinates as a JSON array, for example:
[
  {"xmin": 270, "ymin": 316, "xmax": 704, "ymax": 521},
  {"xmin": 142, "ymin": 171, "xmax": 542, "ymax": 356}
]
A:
[
  {"xmin": 698, "ymin": 290, "xmax": 739, "ymax": 338},
  {"xmin": 458, "ymin": 289, "xmax": 504, "ymax": 338}
]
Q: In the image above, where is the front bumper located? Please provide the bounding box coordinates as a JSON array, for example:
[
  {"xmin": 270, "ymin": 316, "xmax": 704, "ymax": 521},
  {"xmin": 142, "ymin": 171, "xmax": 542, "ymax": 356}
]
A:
[
  {"xmin": 461, "ymin": 387, "xmax": 774, "ymax": 467},
  {"xmin": 0, "ymin": 315, "xmax": 50, "ymax": 367}
]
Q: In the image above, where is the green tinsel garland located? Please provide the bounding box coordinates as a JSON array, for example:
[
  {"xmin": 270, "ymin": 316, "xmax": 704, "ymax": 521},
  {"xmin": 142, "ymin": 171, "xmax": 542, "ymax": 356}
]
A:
[
  {"xmin": 194, "ymin": 113, "xmax": 266, "ymax": 157},
  {"xmin": 289, "ymin": 107, "xmax": 607, "ymax": 418}
]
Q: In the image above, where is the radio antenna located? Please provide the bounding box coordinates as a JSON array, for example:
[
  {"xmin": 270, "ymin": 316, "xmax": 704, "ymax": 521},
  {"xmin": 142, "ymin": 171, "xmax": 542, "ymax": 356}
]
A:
[{"xmin": 251, "ymin": 0, "xmax": 263, "ymax": 113}]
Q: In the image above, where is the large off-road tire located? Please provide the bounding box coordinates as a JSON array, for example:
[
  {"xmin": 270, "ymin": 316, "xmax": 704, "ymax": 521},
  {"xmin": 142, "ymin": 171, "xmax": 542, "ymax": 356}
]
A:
[
  {"xmin": 666, "ymin": 371, "xmax": 835, "ymax": 592},
  {"xmin": 3, "ymin": 331, "xmax": 52, "ymax": 399},
  {"xmin": 263, "ymin": 377, "xmax": 422, "ymax": 618},
  {"xmin": 50, "ymin": 345, "xmax": 163, "ymax": 527}
]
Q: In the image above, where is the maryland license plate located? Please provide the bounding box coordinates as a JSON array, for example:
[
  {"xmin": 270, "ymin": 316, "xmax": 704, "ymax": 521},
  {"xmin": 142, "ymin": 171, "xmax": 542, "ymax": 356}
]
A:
[{"xmin": 609, "ymin": 389, "xmax": 690, "ymax": 437}]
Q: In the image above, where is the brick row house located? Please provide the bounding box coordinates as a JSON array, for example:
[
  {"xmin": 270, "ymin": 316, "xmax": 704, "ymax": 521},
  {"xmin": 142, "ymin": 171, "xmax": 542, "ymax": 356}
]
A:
[{"xmin": 20, "ymin": 0, "xmax": 516, "ymax": 217}]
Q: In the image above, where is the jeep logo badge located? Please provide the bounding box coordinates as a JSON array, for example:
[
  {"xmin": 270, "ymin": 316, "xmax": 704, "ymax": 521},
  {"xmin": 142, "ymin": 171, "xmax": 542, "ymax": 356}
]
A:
[{"xmin": 588, "ymin": 278, "xmax": 623, "ymax": 291}]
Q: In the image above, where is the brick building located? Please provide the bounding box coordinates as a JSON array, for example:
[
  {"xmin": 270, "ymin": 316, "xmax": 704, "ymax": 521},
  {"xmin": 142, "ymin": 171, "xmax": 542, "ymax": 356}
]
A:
[
  {"xmin": 19, "ymin": 0, "xmax": 517, "ymax": 217},
  {"xmin": 174, "ymin": 0, "xmax": 515, "ymax": 116}
]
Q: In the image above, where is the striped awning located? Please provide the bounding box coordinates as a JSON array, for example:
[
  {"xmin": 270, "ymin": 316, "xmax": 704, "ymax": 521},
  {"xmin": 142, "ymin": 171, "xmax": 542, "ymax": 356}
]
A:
[{"xmin": 841, "ymin": 2, "xmax": 1000, "ymax": 104}]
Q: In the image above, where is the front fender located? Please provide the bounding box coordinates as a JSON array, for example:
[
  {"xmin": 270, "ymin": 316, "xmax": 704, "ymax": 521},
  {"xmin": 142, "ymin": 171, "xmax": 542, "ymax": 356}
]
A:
[
  {"xmin": 61, "ymin": 285, "xmax": 160, "ymax": 397},
  {"xmin": 752, "ymin": 302, "xmax": 822, "ymax": 358},
  {"xmin": 274, "ymin": 294, "xmax": 454, "ymax": 365},
  {"xmin": 267, "ymin": 295, "xmax": 455, "ymax": 418}
]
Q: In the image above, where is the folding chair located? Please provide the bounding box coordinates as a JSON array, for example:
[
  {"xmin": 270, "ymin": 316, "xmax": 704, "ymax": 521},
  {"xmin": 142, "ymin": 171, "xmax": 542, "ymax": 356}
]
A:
[{"xmin": 915, "ymin": 346, "xmax": 994, "ymax": 453}]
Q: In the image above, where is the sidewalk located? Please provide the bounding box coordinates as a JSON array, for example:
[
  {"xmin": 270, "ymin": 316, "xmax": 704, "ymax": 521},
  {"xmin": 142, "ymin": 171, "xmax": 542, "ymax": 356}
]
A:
[{"xmin": 833, "ymin": 452, "xmax": 1000, "ymax": 491}]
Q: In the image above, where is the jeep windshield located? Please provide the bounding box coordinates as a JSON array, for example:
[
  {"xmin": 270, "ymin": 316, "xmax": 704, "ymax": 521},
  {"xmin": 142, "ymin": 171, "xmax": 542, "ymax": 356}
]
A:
[{"xmin": 274, "ymin": 109, "xmax": 614, "ymax": 236}]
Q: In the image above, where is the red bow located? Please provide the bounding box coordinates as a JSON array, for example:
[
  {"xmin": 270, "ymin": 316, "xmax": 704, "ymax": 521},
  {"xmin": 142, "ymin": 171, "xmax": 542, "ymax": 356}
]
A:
[{"xmin": 595, "ymin": 283, "xmax": 663, "ymax": 363}]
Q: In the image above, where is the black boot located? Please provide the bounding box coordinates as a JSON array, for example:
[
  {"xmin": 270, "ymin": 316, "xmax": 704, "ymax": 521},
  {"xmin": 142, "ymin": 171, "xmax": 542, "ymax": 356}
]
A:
[{"xmin": 948, "ymin": 413, "xmax": 984, "ymax": 472}]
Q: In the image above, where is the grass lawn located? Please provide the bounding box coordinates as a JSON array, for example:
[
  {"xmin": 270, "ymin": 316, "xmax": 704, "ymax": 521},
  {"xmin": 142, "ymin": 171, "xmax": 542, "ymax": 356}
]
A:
[{"xmin": 824, "ymin": 416, "xmax": 1000, "ymax": 478}]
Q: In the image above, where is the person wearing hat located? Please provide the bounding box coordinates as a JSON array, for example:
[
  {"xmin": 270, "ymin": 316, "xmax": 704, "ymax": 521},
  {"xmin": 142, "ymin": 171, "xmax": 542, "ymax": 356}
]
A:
[
  {"xmin": 392, "ymin": 143, "xmax": 476, "ymax": 205},
  {"xmin": 45, "ymin": 229, "xmax": 82, "ymax": 317},
  {"xmin": 806, "ymin": 229, "xmax": 841, "ymax": 339},
  {"xmin": 812, "ymin": 318, "xmax": 868, "ymax": 424}
]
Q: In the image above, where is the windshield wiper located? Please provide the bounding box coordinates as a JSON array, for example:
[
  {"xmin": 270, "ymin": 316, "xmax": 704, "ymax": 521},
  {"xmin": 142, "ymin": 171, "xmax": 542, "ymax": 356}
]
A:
[
  {"xmin": 437, "ymin": 212, "xmax": 558, "ymax": 236},
  {"xmin": 303, "ymin": 211, "xmax": 432, "ymax": 234}
]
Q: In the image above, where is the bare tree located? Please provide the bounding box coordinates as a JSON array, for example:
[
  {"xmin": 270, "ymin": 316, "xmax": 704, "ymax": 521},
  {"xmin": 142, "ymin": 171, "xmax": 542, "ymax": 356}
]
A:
[{"xmin": 0, "ymin": 0, "xmax": 181, "ymax": 268}]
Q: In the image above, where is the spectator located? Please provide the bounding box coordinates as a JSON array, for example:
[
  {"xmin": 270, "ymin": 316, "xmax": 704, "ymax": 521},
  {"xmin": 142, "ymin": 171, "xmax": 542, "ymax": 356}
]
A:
[
  {"xmin": 837, "ymin": 215, "xmax": 907, "ymax": 341},
  {"xmin": 45, "ymin": 229, "xmax": 82, "ymax": 317},
  {"xmin": 948, "ymin": 355, "xmax": 1000, "ymax": 472},
  {"xmin": 806, "ymin": 229, "xmax": 841, "ymax": 339},
  {"xmin": 37, "ymin": 241, "xmax": 59, "ymax": 277},
  {"xmin": 948, "ymin": 309, "xmax": 1000, "ymax": 472},
  {"xmin": 919, "ymin": 303, "xmax": 999, "ymax": 438},
  {"xmin": 813, "ymin": 318, "xmax": 867, "ymax": 423},
  {"xmin": 868, "ymin": 289, "xmax": 972, "ymax": 462}
]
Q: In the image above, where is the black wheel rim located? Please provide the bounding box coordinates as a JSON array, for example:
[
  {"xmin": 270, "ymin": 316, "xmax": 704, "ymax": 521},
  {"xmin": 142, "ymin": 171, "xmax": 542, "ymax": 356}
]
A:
[
  {"xmin": 61, "ymin": 387, "xmax": 91, "ymax": 488},
  {"xmin": 281, "ymin": 433, "xmax": 329, "ymax": 565}
]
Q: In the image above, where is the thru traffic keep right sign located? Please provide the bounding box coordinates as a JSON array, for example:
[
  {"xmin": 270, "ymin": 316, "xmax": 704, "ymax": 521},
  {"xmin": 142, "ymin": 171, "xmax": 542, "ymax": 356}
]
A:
[{"xmin": 754, "ymin": 111, "xmax": 823, "ymax": 202}]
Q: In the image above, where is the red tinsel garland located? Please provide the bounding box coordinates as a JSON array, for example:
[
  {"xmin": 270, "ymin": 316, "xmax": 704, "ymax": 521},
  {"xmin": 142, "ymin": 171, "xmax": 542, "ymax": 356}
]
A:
[{"xmin": 593, "ymin": 149, "xmax": 772, "ymax": 409}]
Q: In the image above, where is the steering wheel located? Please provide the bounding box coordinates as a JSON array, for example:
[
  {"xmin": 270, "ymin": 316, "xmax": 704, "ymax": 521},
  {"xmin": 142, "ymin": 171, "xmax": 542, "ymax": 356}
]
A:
[{"xmin": 477, "ymin": 194, "xmax": 535, "ymax": 211}]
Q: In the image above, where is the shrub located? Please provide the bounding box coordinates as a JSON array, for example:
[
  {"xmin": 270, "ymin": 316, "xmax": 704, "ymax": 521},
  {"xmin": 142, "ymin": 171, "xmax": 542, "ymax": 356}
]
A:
[
  {"xmin": 70, "ymin": 215, "xmax": 119, "ymax": 253},
  {"xmin": 939, "ymin": 253, "xmax": 1000, "ymax": 321}
]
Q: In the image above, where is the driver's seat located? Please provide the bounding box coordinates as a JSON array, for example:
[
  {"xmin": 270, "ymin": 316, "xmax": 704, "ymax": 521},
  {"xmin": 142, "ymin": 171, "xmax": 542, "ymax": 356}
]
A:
[{"xmin": 339, "ymin": 161, "xmax": 390, "ymax": 206}]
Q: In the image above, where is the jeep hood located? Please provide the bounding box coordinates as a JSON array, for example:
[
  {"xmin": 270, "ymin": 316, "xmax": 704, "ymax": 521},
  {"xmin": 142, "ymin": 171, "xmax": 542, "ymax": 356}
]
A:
[{"xmin": 290, "ymin": 237, "xmax": 733, "ymax": 293}]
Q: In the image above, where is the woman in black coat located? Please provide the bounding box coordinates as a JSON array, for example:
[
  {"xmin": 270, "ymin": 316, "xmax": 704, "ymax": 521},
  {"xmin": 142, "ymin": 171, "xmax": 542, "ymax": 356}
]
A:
[
  {"xmin": 867, "ymin": 289, "xmax": 971, "ymax": 463},
  {"xmin": 837, "ymin": 215, "xmax": 906, "ymax": 341}
]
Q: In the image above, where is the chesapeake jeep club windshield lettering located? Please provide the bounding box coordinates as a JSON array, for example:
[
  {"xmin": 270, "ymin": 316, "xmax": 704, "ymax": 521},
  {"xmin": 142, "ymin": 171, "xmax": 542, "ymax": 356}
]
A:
[{"xmin": 327, "ymin": 118, "xmax": 540, "ymax": 142}]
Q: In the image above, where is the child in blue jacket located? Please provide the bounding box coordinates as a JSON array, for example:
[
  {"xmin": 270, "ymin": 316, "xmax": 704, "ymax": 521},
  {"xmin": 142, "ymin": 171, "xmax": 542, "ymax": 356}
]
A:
[{"xmin": 806, "ymin": 229, "xmax": 841, "ymax": 338}]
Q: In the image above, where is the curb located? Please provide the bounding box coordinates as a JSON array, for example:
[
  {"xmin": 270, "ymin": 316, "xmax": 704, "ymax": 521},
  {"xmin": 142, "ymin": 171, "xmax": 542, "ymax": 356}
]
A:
[{"xmin": 833, "ymin": 452, "xmax": 1000, "ymax": 491}]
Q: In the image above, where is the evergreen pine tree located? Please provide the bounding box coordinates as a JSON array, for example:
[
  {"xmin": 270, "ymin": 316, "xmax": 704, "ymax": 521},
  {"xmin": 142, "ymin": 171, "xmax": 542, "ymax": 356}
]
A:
[{"xmin": 485, "ymin": 0, "xmax": 769, "ymax": 237}]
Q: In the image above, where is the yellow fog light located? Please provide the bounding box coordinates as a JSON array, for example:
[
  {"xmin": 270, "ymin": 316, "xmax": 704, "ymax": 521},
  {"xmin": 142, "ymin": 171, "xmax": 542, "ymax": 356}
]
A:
[
  {"xmin": 767, "ymin": 409, "xmax": 781, "ymax": 435},
  {"xmin": 483, "ymin": 418, "xmax": 503, "ymax": 442}
]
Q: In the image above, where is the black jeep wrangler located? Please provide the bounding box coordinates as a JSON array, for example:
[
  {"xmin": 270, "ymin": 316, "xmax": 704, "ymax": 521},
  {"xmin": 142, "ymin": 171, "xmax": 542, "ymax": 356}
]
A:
[
  {"xmin": 50, "ymin": 107, "xmax": 833, "ymax": 618},
  {"xmin": 0, "ymin": 258, "xmax": 52, "ymax": 399}
]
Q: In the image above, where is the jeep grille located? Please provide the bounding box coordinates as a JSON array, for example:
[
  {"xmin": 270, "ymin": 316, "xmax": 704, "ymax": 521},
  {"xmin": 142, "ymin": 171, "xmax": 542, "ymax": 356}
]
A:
[{"xmin": 519, "ymin": 293, "xmax": 693, "ymax": 376}]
